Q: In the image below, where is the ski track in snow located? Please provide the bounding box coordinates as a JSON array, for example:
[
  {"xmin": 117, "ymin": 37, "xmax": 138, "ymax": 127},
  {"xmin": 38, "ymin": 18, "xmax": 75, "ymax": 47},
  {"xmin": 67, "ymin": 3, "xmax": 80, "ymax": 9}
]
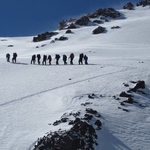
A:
[{"xmin": 0, "ymin": 66, "xmax": 133, "ymax": 107}]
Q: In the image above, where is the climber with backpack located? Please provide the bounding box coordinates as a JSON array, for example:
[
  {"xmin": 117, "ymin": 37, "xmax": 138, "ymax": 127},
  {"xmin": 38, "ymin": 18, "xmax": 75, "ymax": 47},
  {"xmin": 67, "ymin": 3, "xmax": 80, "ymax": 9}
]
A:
[
  {"xmin": 31, "ymin": 54, "xmax": 36, "ymax": 64},
  {"xmin": 55, "ymin": 54, "xmax": 60, "ymax": 65},
  {"xmin": 78, "ymin": 53, "xmax": 84, "ymax": 65},
  {"xmin": 69, "ymin": 53, "xmax": 74, "ymax": 65},
  {"xmin": 6, "ymin": 53, "xmax": 10, "ymax": 62},
  {"xmin": 63, "ymin": 54, "xmax": 67, "ymax": 65},
  {"xmin": 37, "ymin": 54, "xmax": 41, "ymax": 64},
  {"xmin": 12, "ymin": 52, "xmax": 17, "ymax": 63},
  {"xmin": 84, "ymin": 55, "xmax": 88, "ymax": 65},
  {"xmin": 48, "ymin": 55, "xmax": 52, "ymax": 65}
]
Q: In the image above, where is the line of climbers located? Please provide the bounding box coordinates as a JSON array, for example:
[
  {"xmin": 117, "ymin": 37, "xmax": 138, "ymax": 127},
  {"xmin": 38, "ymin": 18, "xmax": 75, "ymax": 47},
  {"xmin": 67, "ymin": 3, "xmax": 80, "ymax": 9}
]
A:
[
  {"xmin": 31, "ymin": 53, "xmax": 88, "ymax": 65},
  {"xmin": 6, "ymin": 53, "xmax": 88, "ymax": 65}
]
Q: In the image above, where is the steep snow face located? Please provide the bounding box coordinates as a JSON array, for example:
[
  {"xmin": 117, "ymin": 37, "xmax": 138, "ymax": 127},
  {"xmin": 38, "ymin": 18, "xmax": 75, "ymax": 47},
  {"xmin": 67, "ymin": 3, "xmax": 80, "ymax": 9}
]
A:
[{"xmin": 0, "ymin": 6, "xmax": 150, "ymax": 150}]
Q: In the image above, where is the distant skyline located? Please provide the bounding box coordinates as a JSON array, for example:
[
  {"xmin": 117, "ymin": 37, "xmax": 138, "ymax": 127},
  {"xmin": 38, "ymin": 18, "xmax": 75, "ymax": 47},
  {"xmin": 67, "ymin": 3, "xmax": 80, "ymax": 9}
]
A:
[{"xmin": 0, "ymin": 0, "xmax": 138, "ymax": 37}]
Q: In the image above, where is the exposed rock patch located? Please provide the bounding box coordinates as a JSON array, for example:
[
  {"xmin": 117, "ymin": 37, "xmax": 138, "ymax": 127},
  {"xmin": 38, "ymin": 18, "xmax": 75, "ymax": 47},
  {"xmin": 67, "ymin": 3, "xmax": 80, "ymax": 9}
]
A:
[
  {"xmin": 75, "ymin": 16, "xmax": 90, "ymax": 26},
  {"xmin": 33, "ymin": 109, "xmax": 102, "ymax": 150},
  {"xmin": 87, "ymin": 8, "xmax": 121, "ymax": 19},
  {"xmin": 33, "ymin": 32, "xmax": 58, "ymax": 42},
  {"xmin": 137, "ymin": 0, "xmax": 150, "ymax": 7},
  {"xmin": 92, "ymin": 26, "xmax": 106, "ymax": 34},
  {"xmin": 123, "ymin": 2, "xmax": 134, "ymax": 10}
]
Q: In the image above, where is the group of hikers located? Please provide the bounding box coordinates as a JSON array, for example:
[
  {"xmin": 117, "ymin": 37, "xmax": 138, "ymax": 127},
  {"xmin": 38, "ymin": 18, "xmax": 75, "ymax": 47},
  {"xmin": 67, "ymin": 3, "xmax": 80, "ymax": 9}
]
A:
[
  {"xmin": 6, "ymin": 52, "xmax": 88, "ymax": 65},
  {"xmin": 31, "ymin": 53, "xmax": 88, "ymax": 65},
  {"xmin": 6, "ymin": 52, "xmax": 18, "ymax": 63}
]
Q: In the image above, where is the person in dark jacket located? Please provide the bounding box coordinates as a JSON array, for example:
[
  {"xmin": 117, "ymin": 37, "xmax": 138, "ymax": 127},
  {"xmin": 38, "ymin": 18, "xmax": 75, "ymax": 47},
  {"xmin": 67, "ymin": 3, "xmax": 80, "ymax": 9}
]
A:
[
  {"xmin": 84, "ymin": 55, "xmax": 88, "ymax": 65},
  {"xmin": 48, "ymin": 55, "xmax": 52, "ymax": 65},
  {"xmin": 69, "ymin": 53, "xmax": 74, "ymax": 65},
  {"xmin": 63, "ymin": 54, "xmax": 67, "ymax": 65},
  {"xmin": 31, "ymin": 54, "xmax": 36, "ymax": 64},
  {"xmin": 37, "ymin": 54, "xmax": 41, "ymax": 64},
  {"xmin": 12, "ymin": 52, "xmax": 17, "ymax": 63},
  {"xmin": 55, "ymin": 54, "xmax": 60, "ymax": 65},
  {"xmin": 78, "ymin": 53, "xmax": 84, "ymax": 65},
  {"xmin": 42, "ymin": 55, "xmax": 47, "ymax": 65},
  {"xmin": 6, "ymin": 53, "xmax": 10, "ymax": 62}
]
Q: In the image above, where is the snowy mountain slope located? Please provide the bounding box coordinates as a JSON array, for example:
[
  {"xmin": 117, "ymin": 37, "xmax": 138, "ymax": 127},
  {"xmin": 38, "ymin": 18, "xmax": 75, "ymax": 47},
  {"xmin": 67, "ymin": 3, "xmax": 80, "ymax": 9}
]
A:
[{"xmin": 0, "ymin": 6, "xmax": 150, "ymax": 150}]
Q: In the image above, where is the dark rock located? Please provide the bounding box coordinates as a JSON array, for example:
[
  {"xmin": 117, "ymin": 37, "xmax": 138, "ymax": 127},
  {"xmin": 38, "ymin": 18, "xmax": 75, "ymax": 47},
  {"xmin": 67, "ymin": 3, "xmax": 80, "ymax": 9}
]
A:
[
  {"xmin": 53, "ymin": 120, "xmax": 61, "ymax": 126},
  {"xmin": 134, "ymin": 80, "xmax": 145, "ymax": 89},
  {"xmin": 95, "ymin": 120, "xmax": 102, "ymax": 127},
  {"xmin": 41, "ymin": 44, "xmax": 46, "ymax": 47},
  {"xmin": 88, "ymin": 8, "xmax": 121, "ymax": 19},
  {"xmin": 86, "ymin": 108, "xmax": 97, "ymax": 114},
  {"xmin": 123, "ymin": 97, "xmax": 134, "ymax": 104},
  {"xmin": 81, "ymin": 102, "xmax": 92, "ymax": 106},
  {"xmin": 123, "ymin": 2, "xmax": 134, "ymax": 10},
  {"xmin": 58, "ymin": 36, "xmax": 68, "ymax": 41},
  {"xmin": 66, "ymin": 29, "xmax": 72, "ymax": 33},
  {"xmin": 55, "ymin": 36, "xmax": 68, "ymax": 41},
  {"xmin": 128, "ymin": 80, "xmax": 145, "ymax": 92},
  {"xmin": 8, "ymin": 45, "xmax": 13, "ymax": 47},
  {"xmin": 75, "ymin": 16, "xmax": 90, "ymax": 26},
  {"xmin": 119, "ymin": 91, "xmax": 132, "ymax": 97},
  {"xmin": 123, "ymin": 83, "xmax": 129, "ymax": 87},
  {"xmin": 93, "ymin": 20, "xmax": 103, "ymax": 24},
  {"xmin": 84, "ymin": 114, "xmax": 93, "ymax": 121},
  {"xmin": 88, "ymin": 94, "xmax": 94, "ymax": 99},
  {"xmin": 33, "ymin": 32, "xmax": 58, "ymax": 42},
  {"xmin": 50, "ymin": 40, "xmax": 55, "ymax": 44},
  {"xmin": 137, "ymin": 0, "xmax": 149, "ymax": 7},
  {"xmin": 111, "ymin": 26, "xmax": 120, "ymax": 29},
  {"xmin": 58, "ymin": 20, "xmax": 67, "ymax": 30},
  {"xmin": 61, "ymin": 118, "xmax": 68, "ymax": 123},
  {"xmin": 105, "ymin": 19, "xmax": 109, "ymax": 22},
  {"xmin": 67, "ymin": 23, "xmax": 76, "ymax": 29},
  {"xmin": 92, "ymin": 26, "xmax": 106, "ymax": 34}
]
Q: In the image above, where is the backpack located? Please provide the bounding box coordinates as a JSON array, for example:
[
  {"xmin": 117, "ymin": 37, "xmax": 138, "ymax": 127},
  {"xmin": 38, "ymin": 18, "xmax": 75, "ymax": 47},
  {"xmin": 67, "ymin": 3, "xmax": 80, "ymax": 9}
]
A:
[
  {"xmin": 6, "ymin": 53, "xmax": 10, "ymax": 58},
  {"xmin": 63, "ymin": 55, "xmax": 67, "ymax": 61},
  {"xmin": 80, "ymin": 53, "xmax": 84, "ymax": 58},
  {"xmin": 37, "ymin": 54, "xmax": 41, "ymax": 59},
  {"xmin": 56, "ymin": 54, "xmax": 60, "ymax": 59},
  {"xmin": 48, "ymin": 55, "xmax": 52, "ymax": 61},
  {"xmin": 70, "ymin": 53, "xmax": 74, "ymax": 59},
  {"xmin": 84, "ymin": 55, "xmax": 88, "ymax": 61},
  {"xmin": 13, "ymin": 53, "xmax": 17, "ymax": 58}
]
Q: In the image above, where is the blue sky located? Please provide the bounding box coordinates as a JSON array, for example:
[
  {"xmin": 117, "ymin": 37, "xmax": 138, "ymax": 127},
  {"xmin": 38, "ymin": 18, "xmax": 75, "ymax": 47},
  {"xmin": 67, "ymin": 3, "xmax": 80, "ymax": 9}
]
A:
[{"xmin": 0, "ymin": 0, "xmax": 138, "ymax": 37}]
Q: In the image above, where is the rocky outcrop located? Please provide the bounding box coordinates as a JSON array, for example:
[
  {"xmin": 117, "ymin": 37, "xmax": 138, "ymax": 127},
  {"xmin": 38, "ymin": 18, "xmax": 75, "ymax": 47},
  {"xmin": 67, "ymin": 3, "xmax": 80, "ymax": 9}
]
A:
[
  {"xmin": 55, "ymin": 36, "xmax": 68, "ymax": 41},
  {"xmin": 123, "ymin": 2, "xmax": 134, "ymax": 10},
  {"xmin": 92, "ymin": 26, "xmax": 106, "ymax": 34},
  {"xmin": 137, "ymin": 0, "xmax": 150, "ymax": 7},
  {"xmin": 93, "ymin": 20, "xmax": 103, "ymax": 24},
  {"xmin": 33, "ymin": 109, "xmax": 102, "ymax": 150},
  {"xmin": 33, "ymin": 32, "xmax": 58, "ymax": 42},
  {"xmin": 87, "ymin": 8, "xmax": 121, "ymax": 19},
  {"xmin": 114, "ymin": 80, "xmax": 148, "ymax": 111},
  {"xmin": 128, "ymin": 80, "xmax": 145, "ymax": 92},
  {"xmin": 65, "ymin": 29, "xmax": 72, "ymax": 33},
  {"xmin": 59, "ymin": 21, "xmax": 76, "ymax": 30},
  {"xmin": 75, "ymin": 16, "xmax": 90, "ymax": 26},
  {"xmin": 111, "ymin": 26, "xmax": 120, "ymax": 29}
]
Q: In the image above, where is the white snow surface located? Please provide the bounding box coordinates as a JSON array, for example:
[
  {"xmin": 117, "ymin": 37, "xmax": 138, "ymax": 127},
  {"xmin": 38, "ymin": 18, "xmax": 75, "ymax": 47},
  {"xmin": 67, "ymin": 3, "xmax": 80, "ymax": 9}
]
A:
[{"xmin": 0, "ymin": 6, "xmax": 150, "ymax": 150}]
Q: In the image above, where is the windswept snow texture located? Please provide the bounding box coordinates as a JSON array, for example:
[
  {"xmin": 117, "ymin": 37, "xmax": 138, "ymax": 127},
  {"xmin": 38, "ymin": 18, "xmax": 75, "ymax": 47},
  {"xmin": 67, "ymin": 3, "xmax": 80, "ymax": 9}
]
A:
[{"xmin": 0, "ymin": 6, "xmax": 150, "ymax": 150}]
